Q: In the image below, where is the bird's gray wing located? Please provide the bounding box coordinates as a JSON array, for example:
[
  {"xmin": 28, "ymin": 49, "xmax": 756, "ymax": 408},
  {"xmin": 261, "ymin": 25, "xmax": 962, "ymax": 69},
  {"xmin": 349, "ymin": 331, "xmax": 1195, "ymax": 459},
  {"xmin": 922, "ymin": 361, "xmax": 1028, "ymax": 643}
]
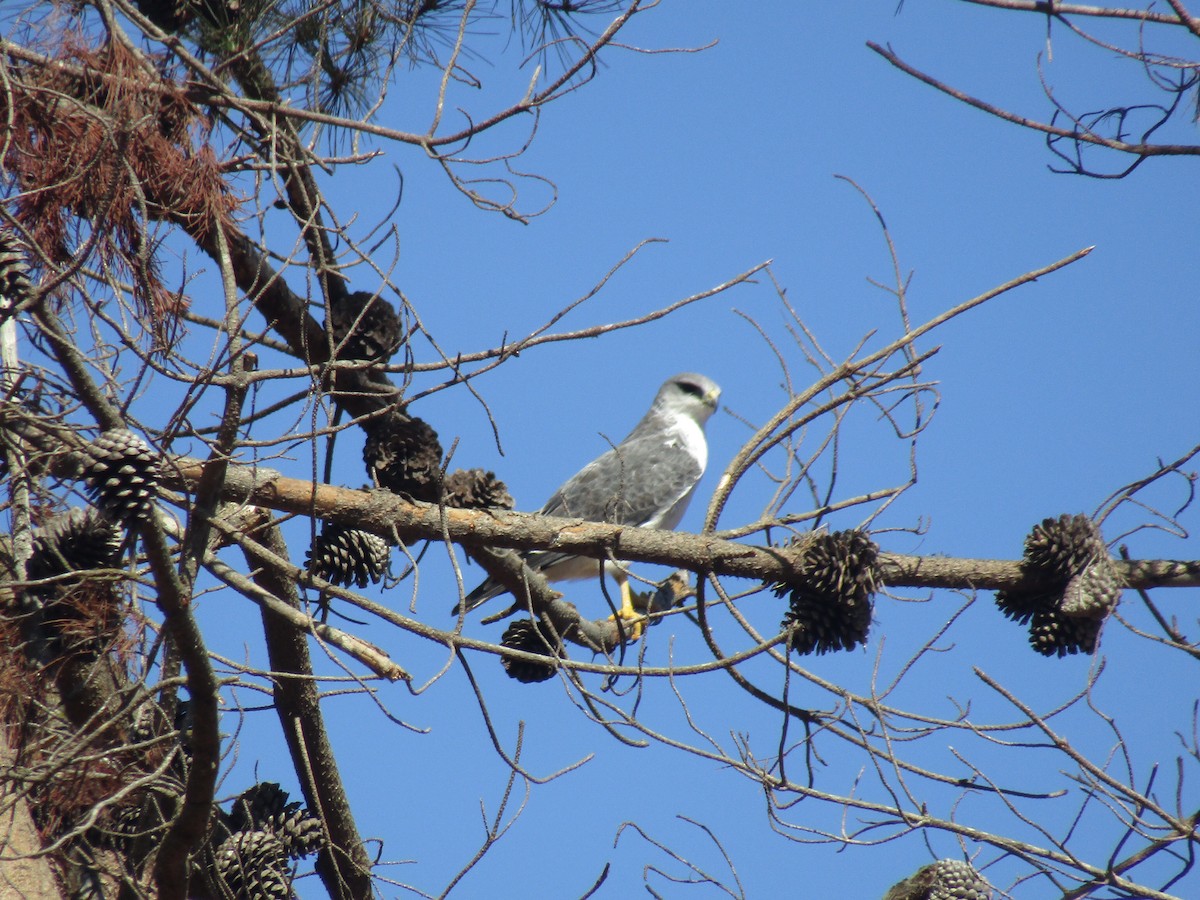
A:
[{"xmin": 543, "ymin": 432, "xmax": 702, "ymax": 528}]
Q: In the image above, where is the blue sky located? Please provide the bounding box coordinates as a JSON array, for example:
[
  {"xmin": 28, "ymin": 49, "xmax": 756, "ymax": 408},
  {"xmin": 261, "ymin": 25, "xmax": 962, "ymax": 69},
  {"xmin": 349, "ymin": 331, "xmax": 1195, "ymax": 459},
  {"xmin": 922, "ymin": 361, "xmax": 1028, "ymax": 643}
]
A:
[{"xmin": 70, "ymin": 1, "xmax": 1200, "ymax": 896}]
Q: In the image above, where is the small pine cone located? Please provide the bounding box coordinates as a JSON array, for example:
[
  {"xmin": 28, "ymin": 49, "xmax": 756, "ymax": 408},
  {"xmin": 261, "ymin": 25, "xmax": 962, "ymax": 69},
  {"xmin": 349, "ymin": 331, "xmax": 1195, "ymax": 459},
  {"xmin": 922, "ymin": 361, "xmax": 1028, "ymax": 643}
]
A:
[
  {"xmin": 130, "ymin": 698, "xmax": 168, "ymax": 745},
  {"xmin": 442, "ymin": 468, "xmax": 514, "ymax": 510},
  {"xmin": 1060, "ymin": 552, "xmax": 1122, "ymax": 618},
  {"xmin": 1029, "ymin": 608, "xmax": 1102, "ymax": 658},
  {"xmin": 305, "ymin": 524, "xmax": 390, "ymax": 588},
  {"xmin": 328, "ymin": 290, "xmax": 403, "ymax": 362},
  {"xmin": 0, "ymin": 228, "xmax": 35, "ymax": 320},
  {"xmin": 269, "ymin": 804, "xmax": 326, "ymax": 859},
  {"xmin": 776, "ymin": 529, "xmax": 879, "ymax": 655},
  {"xmin": 363, "ymin": 410, "xmax": 443, "ymax": 502},
  {"xmin": 81, "ymin": 429, "xmax": 161, "ymax": 524},
  {"xmin": 884, "ymin": 858, "xmax": 992, "ymax": 900},
  {"xmin": 781, "ymin": 595, "xmax": 872, "ymax": 656},
  {"xmin": 89, "ymin": 803, "xmax": 150, "ymax": 852},
  {"xmin": 994, "ymin": 584, "xmax": 1055, "ymax": 625},
  {"xmin": 1023, "ymin": 514, "xmax": 1105, "ymax": 579},
  {"xmin": 500, "ymin": 618, "xmax": 562, "ymax": 684},
  {"xmin": 212, "ymin": 830, "xmax": 291, "ymax": 900},
  {"xmin": 27, "ymin": 507, "xmax": 123, "ymax": 583},
  {"xmin": 89, "ymin": 791, "xmax": 181, "ymax": 855},
  {"xmin": 229, "ymin": 782, "xmax": 289, "ymax": 833}
]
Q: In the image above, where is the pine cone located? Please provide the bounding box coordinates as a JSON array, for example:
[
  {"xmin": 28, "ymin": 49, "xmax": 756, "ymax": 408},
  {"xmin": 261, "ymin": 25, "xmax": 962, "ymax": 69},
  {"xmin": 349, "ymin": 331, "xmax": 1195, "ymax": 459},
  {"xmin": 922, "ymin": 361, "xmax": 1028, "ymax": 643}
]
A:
[
  {"xmin": 27, "ymin": 507, "xmax": 123, "ymax": 584},
  {"xmin": 88, "ymin": 786, "xmax": 185, "ymax": 856},
  {"xmin": 212, "ymin": 830, "xmax": 292, "ymax": 900},
  {"xmin": 229, "ymin": 782, "xmax": 324, "ymax": 859},
  {"xmin": 994, "ymin": 582, "xmax": 1054, "ymax": 625},
  {"xmin": 777, "ymin": 529, "xmax": 879, "ymax": 655},
  {"xmin": 229, "ymin": 783, "xmax": 289, "ymax": 833},
  {"xmin": 0, "ymin": 228, "xmax": 35, "ymax": 321},
  {"xmin": 328, "ymin": 290, "xmax": 403, "ymax": 362},
  {"xmin": 269, "ymin": 804, "xmax": 326, "ymax": 859},
  {"xmin": 81, "ymin": 430, "xmax": 161, "ymax": 525},
  {"xmin": 362, "ymin": 410, "xmax": 443, "ymax": 502},
  {"xmin": 442, "ymin": 468, "xmax": 514, "ymax": 510},
  {"xmin": 22, "ymin": 508, "xmax": 125, "ymax": 652},
  {"xmin": 884, "ymin": 858, "xmax": 993, "ymax": 900},
  {"xmin": 130, "ymin": 697, "xmax": 170, "ymax": 745},
  {"xmin": 1023, "ymin": 514, "xmax": 1104, "ymax": 578},
  {"xmin": 305, "ymin": 523, "xmax": 390, "ymax": 588},
  {"xmin": 89, "ymin": 802, "xmax": 154, "ymax": 852},
  {"xmin": 996, "ymin": 514, "xmax": 1121, "ymax": 655},
  {"xmin": 1029, "ymin": 608, "xmax": 1102, "ymax": 657},
  {"xmin": 500, "ymin": 618, "xmax": 562, "ymax": 684},
  {"xmin": 1060, "ymin": 552, "xmax": 1122, "ymax": 618}
]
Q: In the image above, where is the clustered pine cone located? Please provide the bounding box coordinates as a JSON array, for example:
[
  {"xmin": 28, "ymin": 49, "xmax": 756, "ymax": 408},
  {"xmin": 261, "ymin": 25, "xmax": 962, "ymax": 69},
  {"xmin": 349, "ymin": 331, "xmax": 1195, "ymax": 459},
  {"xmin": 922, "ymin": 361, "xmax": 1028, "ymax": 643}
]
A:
[
  {"xmin": 129, "ymin": 695, "xmax": 194, "ymax": 764},
  {"xmin": 362, "ymin": 409, "xmax": 443, "ymax": 502},
  {"xmin": 205, "ymin": 782, "xmax": 326, "ymax": 899},
  {"xmin": 305, "ymin": 523, "xmax": 390, "ymax": 588},
  {"xmin": 20, "ymin": 437, "xmax": 158, "ymax": 656},
  {"xmin": 328, "ymin": 290, "xmax": 403, "ymax": 363},
  {"xmin": 776, "ymin": 529, "xmax": 880, "ymax": 655},
  {"xmin": 27, "ymin": 507, "xmax": 123, "ymax": 585},
  {"xmin": 442, "ymin": 468, "xmax": 514, "ymax": 510},
  {"xmin": 500, "ymin": 617, "xmax": 563, "ymax": 684},
  {"xmin": 0, "ymin": 227, "xmax": 35, "ymax": 321},
  {"xmin": 228, "ymin": 782, "xmax": 326, "ymax": 859},
  {"xmin": 884, "ymin": 858, "xmax": 993, "ymax": 900},
  {"xmin": 996, "ymin": 514, "xmax": 1122, "ymax": 657},
  {"xmin": 89, "ymin": 801, "xmax": 170, "ymax": 853},
  {"xmin": 80, "ymin": 429, "xmax": 161, "ymax": 525},
  {"xmin": 21, "ymin": 508, "xmax": 126, "ymax": 657},
  {"xmin": 212, "ymin": 829, "xmax": 292, "ymax": 900}
]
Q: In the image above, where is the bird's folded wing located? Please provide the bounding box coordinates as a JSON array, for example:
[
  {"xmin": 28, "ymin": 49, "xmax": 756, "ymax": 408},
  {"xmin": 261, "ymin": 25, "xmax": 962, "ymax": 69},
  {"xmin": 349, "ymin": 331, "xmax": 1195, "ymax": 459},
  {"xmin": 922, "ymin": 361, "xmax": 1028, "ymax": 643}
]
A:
[{"xmin": 543, "ymin": 434, "xmax": 702, "ymax": 529}]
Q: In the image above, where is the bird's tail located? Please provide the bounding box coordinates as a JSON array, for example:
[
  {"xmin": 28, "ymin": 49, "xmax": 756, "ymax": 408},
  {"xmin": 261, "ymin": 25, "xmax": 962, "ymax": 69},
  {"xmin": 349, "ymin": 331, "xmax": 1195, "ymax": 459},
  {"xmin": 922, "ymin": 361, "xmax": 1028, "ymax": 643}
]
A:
[
  {"xmin": 451, "ymin": 549, "xmax": 569, "ymax": 615},
  {"xmin": 451, "ymin": 578, "xmax": 504, "ymax": 616}
]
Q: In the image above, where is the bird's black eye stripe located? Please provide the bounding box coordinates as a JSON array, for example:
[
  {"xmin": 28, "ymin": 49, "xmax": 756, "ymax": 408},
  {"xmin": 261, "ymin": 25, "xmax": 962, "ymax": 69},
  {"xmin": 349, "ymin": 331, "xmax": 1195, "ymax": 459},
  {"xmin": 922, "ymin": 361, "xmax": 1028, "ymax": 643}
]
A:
[{"xmin": 677, "ymin": 380, "xmax": 705, "ymax": 398}]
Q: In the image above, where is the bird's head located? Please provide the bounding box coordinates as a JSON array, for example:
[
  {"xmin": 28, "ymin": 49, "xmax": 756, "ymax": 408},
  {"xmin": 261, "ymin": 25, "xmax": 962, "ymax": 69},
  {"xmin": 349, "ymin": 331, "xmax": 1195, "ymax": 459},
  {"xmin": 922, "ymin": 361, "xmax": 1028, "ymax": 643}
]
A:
[{"xmin": 659, "ymin": 372, "xmax": 721, "ymax": 425}]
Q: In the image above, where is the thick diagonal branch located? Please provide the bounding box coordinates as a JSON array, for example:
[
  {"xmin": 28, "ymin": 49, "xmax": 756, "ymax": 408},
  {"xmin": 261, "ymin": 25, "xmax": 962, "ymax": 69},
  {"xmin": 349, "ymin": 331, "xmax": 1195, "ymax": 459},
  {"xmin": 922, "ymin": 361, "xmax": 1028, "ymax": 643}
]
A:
[{"xmin": 243, "ymin": 522, "xmax": 375, "ymax": 900}]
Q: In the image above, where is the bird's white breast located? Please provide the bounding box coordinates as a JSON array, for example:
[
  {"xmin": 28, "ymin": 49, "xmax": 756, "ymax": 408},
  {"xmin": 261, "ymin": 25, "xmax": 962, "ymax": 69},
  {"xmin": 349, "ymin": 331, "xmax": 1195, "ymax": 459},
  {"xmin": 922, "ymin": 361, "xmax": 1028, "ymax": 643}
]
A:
[
  {"xmin": 669, "ymin": 414, "xmax": 708, "ymax": 471},
  {"xmin": 640, "ymin": 414, "xmax": 708, "ymax": 531}
]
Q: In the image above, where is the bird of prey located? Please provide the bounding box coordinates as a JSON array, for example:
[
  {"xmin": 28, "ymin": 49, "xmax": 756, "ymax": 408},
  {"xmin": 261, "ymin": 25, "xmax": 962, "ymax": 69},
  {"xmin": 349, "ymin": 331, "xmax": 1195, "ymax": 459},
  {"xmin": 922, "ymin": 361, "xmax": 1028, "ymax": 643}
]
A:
[{"xmin": 454, "ymin": 372, "xmax": 721, "ymax": 632}]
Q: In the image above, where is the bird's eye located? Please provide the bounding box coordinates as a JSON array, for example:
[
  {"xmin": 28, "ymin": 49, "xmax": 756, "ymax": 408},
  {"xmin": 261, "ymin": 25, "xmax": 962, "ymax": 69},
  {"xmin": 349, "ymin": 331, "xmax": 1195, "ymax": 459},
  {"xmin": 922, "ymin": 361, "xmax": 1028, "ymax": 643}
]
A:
[{"xmin": 677, "ymin": 380, "xmax": 705, "ymax": 398}]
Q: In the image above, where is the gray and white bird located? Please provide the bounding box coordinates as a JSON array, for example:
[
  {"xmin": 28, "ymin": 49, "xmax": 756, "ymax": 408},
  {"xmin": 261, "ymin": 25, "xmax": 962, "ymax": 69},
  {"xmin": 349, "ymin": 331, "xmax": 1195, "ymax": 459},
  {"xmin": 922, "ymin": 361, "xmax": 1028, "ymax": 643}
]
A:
[{"xmin": 454, "ymin": 372, "xmax": 721, "ymax": 628}]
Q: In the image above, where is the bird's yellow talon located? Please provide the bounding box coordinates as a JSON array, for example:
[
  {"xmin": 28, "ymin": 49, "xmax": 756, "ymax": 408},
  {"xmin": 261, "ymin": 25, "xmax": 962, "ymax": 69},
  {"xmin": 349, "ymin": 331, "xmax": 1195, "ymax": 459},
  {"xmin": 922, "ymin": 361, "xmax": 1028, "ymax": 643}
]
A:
[{"xmin": 606, "ymin": 609, "xmax": 647, "ymax": 642}]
